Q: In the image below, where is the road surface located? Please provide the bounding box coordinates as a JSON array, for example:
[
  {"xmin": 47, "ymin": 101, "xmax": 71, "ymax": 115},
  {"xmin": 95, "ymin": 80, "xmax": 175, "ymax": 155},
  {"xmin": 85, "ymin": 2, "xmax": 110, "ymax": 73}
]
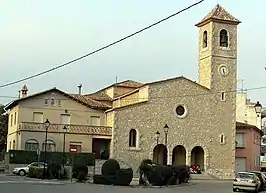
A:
[{"xmin": 0, "ymin": 174, "xmax": 234, "ymax": 193}]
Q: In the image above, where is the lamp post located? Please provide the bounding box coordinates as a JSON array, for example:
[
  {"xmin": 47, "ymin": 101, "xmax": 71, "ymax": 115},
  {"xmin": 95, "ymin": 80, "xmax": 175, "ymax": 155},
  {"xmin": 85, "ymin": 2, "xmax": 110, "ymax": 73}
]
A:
[
  {"xmin": 62, "ymin": 126, "xmax": 67, "ymax": 169},
  {"xmin": 155, "ymin": 131, "xmax": 160, "ymax": 165},
  {"xmin": 163, "ymin": 124, "xmax": 169, "ymax": 146},
  {"xmin": 255, "ymin": 101, "xmax": 262, "ymax": 117},
  {"xmin": 254, "ymin": 101, "xmax": 263, "ymax": 161},
  {"xmin": 43, "ymin": 119, "xmax": 50, "ymax": 179}
]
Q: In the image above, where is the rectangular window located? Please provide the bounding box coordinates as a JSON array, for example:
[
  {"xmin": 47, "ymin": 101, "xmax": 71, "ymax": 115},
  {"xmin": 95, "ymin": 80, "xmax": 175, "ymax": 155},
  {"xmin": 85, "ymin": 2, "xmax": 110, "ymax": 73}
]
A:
[
  {"xmin": 58, "ymin": 99, "xmax": 61, "ymax": 106},
  {"xmin": 60, "ymin": 114, "xmax": 70, "ymax": 125},
  {"xmin": 236, "ymin": 133, "xmax": 244, "ymax": 147},
  {"xmin": 221, "ymin": 92, "xmax": 226, "ymax": 101},
  {"xmin": 33, "ymin": 112, "xmax": 43, "ymax": 123},
  {"xmin": 90, "ymin": 116, "xmax": 100, "ymax": 126},
  {"xmin": 44, "ymin": 98, "xmax": 49, "ymax": 105},
  {"xmin": 14, "ymin": 112, "xmax": 17, "ymax": 125},
  {"xmin": 10, "ymin": 114, "xmax": 13, "ymax": 127},
  {"xmin": 69, "ymin": 142, "xmax": 82, "ymax": 153}
]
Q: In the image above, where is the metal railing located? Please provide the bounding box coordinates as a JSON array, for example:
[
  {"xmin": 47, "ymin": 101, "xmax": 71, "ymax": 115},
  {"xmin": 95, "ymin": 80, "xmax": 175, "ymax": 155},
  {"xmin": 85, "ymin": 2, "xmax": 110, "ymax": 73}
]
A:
[{"xmin": 19, "ymin": 122, "xmax": 112, "ymax": 136}]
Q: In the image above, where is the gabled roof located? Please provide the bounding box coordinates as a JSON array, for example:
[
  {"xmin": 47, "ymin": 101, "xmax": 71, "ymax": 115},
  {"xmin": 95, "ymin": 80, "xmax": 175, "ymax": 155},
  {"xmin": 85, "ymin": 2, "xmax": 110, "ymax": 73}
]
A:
[
  {"xmin": 195, "ymin": 4, "xmax": 241, "ymax": 27},
  {"xmin": 5, "ymin": 87, "xmax": 111, "ymax": 110},
  {"xmin": 112, "ymin": 76, "xmax": 210, "ymax": 101},
  {"xmin": 85, "ymin": 80, "xmax": 143, "ymax": 101},
  {"xmin": 236, "ymin": 121, "xmax": 263, "ymax": 136},
  {"xmin": 116, "ymin": 80, "xmax": 143, "ymax": 88}
]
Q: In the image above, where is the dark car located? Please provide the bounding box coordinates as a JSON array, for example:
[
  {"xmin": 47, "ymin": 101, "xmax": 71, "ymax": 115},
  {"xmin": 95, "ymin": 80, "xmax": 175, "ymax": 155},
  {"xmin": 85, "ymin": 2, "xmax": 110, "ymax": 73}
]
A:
[{"xmin": 250, "ymin": 171, "xmax": 266, "ymax": 191}]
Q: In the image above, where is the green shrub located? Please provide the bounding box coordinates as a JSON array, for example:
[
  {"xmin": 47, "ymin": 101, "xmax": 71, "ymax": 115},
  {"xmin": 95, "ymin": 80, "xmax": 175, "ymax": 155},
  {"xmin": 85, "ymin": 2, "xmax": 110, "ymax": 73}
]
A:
[
  {"xmin": 9, "ymin": 150, "xmax": 95, "ymax": 166},
  {"xmin": 93, "ymin": 175, "xmax": 113, "ymax": 185},
  {"xmin": 115, "ymin": 168, "xmax": 133, "ymax": 186},
  {"xmin": 48, "ymin": 162, "xmax": 61, "ymax": 179},
  {"xmin": 28, "ymin": 166, "xmax": 47, "ymax": 179},
  {"xmin": 101, "ymin": 159, "xmax": 120, "ymax": 176},
  {"xmin": 72, "ymin": 162, "xmax": 88, "ymax": 180},
  {"xmin": 9, "ymin": 150, "xmax": 38, "ymax": 164}
]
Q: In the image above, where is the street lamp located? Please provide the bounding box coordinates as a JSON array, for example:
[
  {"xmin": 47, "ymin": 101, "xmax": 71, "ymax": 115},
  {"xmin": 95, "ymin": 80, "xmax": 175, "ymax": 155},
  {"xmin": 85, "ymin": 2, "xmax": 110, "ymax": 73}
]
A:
[
  {"xmin": 62, "ymin": 126, "xmax": 67, "ymax": 168},
  {"xmin": 43, "ymin": 119, "xmax": 50, "ymax": 179},
  {"xmin": 255, "ymin": 101, "xmax": 262, "ymax": 117},
  {"xmin": 163, "ymin": 124, "xmax": 169, "ymax": 146}
]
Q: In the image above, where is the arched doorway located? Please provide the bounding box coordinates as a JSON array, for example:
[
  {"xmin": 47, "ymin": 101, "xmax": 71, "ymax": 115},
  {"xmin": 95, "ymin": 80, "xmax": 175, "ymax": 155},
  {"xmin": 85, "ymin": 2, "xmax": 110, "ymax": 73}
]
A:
[
  {"xmin": 153, "ymin": 144, "xmax": 167, "ymax": 165},
  {"xmin": 172, "ymin": 145, "xmax": 186, "ymax": 166},
  {"xmin": 191, "ymin": 146, "xmax": 204, "ymax": 170}
]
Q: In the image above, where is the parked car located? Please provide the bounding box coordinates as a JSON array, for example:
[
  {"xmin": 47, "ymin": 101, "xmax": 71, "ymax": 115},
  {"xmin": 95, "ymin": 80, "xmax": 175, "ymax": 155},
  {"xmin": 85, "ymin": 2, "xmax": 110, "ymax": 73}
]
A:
[
  {"xmin": 250, "ymin": 171, "xmax": 266, "ymax": 191},
  {"xmin": 233, "ymin": 172, "xmax": 261, "ymax": 192},
  {"xmin": 13, "ymin": 162, "xmax": 47, "ymax": 176}
]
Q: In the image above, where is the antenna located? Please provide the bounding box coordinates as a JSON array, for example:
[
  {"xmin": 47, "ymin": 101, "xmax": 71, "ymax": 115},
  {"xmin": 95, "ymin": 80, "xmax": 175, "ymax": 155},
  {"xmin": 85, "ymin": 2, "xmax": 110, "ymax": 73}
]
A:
[{"xmin": 115, "ymin": 76, "xmax": 118, "ymax": 86}]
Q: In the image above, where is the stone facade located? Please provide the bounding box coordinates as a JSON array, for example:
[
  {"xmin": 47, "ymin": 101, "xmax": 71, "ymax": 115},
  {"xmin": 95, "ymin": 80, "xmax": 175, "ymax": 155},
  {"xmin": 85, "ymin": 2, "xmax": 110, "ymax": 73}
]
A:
[{"xmin": 106, "ymin": 4, "xmax": 241, "ymax": 179}]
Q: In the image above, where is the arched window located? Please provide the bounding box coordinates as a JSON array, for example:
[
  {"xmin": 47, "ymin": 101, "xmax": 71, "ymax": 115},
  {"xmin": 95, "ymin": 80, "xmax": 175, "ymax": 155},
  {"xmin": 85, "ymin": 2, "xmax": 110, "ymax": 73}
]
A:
[
  {"xmin": 25, "ymin": 139, "xmax": 39, "ymax": 151},
  {"xmin": 129, "ymin": 129, "xmax": 137, "ymax": 147},
  {"xmin": 42, "ymin": 139, "xmax": 56, "ymax": 152},
  {"xmin": 220, "ymin": 29, "xmax": 228, "ymax": 47},
  {"xmin": 203, "ymin": 30, "xmax": 207, "ymax": 48}
]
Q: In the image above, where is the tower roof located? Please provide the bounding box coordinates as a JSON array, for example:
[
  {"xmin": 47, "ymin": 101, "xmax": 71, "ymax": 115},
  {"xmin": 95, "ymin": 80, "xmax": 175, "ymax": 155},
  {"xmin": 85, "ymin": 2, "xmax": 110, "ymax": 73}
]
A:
[{"xmin": 195, "ymin": 4, "xmax": 241, "ymax": 27}]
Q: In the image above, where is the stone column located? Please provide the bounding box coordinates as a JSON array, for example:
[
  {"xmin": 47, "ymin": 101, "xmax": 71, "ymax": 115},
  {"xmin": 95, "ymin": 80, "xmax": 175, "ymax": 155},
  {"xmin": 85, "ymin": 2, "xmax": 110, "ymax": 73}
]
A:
[
  {"xmin": 186, "ymin": 153, "xmax": 191, "ymax": 166},
  {"xmin": 168, "ymin": 148, "xmax": 172, "ymax": 165}
]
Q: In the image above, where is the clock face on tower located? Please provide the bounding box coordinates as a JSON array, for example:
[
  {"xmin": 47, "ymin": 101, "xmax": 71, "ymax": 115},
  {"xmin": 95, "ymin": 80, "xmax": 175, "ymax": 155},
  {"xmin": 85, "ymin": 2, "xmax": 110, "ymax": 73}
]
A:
[{"xmin": 218, "ymin": 65, "xmax": 229, "ymax": 76}]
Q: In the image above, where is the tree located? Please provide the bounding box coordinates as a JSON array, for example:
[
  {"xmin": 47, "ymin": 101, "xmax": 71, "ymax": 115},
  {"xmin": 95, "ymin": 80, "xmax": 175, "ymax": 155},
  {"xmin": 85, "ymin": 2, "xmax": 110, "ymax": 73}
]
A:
[{"xmin": 0, "ymin": 105, "xmax": 8, "ymax": 151}]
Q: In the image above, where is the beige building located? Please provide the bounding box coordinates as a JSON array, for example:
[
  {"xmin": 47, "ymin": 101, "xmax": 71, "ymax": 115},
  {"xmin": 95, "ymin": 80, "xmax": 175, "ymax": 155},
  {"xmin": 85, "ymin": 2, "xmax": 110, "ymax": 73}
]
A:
[
  {"xmin": 236, "ymin": 92, "xmax": 262, "ymax": 128},
  {"xmin": 5, "ymin": 4, "xmax": 241, "ymax": 179},
  {"xmin": 5, "ymin": 86, "xmax": 112, "ymax": 159}
]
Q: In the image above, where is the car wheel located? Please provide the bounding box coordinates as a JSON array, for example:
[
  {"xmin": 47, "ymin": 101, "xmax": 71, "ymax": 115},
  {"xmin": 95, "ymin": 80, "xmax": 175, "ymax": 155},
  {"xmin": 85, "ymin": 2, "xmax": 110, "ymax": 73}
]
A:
[{"xmin": 18, "ymin": 170, "xmax": 26, "ymax": 176}]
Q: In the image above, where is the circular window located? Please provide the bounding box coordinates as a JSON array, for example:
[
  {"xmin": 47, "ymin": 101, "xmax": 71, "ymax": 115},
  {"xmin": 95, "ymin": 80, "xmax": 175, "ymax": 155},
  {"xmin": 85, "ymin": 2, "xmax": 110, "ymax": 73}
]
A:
[{"xmin": 176, "ymin": 105, "xmax": 185, "ymax": 116}]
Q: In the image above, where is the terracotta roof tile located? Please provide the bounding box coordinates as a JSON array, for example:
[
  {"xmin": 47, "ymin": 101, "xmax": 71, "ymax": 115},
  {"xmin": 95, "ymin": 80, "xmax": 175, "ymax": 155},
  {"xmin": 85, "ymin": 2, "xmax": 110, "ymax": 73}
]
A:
[
  {"xmin": 85, "ymin": 91, "xmax": 113, "ymax": 101},
  {"xmin": 68, "ymin": 94, "xmax": 111, "ymax": 109},
  {"xmin": 5, "ymin": 87, "xmax": 111, "ymax": 110},
  {"xmin": 195, "ymin": 4, "xmax": 241, "ymax": 27},
  {"xmin": 116, "ymin": 80, "xmax": 143, "ymax": 88},
  {"xmin": 236, "ymin": 121, "xmax": 263, "ymax": 135}
]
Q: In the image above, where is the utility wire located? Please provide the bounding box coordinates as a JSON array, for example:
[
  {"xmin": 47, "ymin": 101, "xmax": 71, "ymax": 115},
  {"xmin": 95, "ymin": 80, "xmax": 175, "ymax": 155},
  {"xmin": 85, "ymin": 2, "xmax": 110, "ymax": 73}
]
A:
[
  {"xmin": 0, "ymin": 84, "xmax": 264, "ymax": 101},
  {"xmin": 0, "ymin": 0, "xmax": 205, "ymax": 88}
]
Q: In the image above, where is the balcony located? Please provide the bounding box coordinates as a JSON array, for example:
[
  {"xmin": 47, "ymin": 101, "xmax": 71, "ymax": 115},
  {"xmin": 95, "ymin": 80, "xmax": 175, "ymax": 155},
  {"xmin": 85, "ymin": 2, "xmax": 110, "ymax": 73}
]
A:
[{"xmin": 19, "ymin": 122, "xmax": 112, "ymax": 136}]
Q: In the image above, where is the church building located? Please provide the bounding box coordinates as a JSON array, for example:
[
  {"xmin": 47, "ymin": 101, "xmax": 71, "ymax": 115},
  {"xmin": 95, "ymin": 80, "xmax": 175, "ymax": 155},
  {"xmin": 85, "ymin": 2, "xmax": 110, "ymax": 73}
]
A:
[{"xmin": 106, "ymin": 4, "xmax": 241, "ymax": 179}]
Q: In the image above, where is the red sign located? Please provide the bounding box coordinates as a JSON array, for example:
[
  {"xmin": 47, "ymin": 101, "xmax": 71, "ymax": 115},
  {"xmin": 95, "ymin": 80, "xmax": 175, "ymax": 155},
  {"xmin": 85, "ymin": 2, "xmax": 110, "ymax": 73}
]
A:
[{"xmin": 69, "ymin": 145, "xmax": 77, "ymax": 153}]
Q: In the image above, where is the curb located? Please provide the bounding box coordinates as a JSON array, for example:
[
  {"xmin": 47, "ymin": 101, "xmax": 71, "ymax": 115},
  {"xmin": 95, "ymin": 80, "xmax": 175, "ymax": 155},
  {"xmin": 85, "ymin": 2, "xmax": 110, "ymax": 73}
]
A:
[{"xmin": 0, "ymin": 180, "xmax": 65, "ymax": 185}]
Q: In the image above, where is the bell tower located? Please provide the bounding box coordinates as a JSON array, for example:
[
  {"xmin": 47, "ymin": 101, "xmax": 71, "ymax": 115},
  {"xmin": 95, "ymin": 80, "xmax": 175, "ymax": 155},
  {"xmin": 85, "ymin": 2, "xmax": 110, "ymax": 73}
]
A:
[
  {"xmin": 195, "ymin": 4, "xmax": 241, "ymax": 179},
  {"xmin": 195, "ymin": 4, "xmax": 241, "ymax": 91}
]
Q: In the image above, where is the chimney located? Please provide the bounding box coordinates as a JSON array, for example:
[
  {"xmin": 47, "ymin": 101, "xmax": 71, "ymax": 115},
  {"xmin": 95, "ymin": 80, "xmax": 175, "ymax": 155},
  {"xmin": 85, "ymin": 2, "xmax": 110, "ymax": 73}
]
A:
[
  {"xmin": 18, "ymin": 90, "xmax": 21, "ymax": 98},
  {"xmin": 21, "ymin": 85, "xmax": 28, "ymax": 97},
  {"xmin": 77, "ymin": 84, "xmax": 82, "ymax": 94}
]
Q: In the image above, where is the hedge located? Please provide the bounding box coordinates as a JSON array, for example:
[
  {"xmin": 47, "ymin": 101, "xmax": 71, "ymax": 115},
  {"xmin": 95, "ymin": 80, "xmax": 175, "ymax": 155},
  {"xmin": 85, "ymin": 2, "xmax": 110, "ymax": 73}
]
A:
[{"xmin": 9, "ymin": 150, "xmax": 95, "ymax": 166}]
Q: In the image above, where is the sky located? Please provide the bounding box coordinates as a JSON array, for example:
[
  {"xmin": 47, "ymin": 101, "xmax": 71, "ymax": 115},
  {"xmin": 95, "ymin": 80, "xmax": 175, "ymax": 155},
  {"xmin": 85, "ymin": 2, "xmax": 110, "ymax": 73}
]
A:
[{"xmin": 0, "ymin": 0, "xmax": 266, "ymax": 106}]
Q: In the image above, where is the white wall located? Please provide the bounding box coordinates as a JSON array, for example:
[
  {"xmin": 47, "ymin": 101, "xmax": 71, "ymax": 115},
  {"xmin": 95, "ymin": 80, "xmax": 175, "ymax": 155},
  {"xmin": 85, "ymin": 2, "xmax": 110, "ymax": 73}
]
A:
[{"xmin": 236, "ymin": 92, "xmax": 261, "ymax": 129}]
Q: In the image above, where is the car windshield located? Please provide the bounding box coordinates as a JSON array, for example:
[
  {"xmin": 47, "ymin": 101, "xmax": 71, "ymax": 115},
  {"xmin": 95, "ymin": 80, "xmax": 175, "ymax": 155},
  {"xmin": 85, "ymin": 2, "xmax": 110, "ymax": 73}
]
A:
[
  {"xmin": 250, "ymin": 172, "xmax": 261, "ymax": 177},
  {"xmin": 237, "ymin": 173, "xmax": 255, "ymax": 179}
]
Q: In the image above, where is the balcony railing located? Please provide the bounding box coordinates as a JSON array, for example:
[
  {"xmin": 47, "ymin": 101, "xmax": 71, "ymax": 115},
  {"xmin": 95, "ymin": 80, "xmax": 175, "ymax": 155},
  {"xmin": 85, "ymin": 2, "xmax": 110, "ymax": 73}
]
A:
[{"xmin": 19, "ymin": 122, "xmax": 112, "ymax": 136}]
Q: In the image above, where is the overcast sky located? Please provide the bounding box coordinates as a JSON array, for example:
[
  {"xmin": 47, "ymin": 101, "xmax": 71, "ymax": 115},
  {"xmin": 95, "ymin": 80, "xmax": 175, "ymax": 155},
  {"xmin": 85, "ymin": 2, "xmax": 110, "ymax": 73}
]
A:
[{"xmin": 0, "ymin": 0, "xmax": 265, "ymax": 106}]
